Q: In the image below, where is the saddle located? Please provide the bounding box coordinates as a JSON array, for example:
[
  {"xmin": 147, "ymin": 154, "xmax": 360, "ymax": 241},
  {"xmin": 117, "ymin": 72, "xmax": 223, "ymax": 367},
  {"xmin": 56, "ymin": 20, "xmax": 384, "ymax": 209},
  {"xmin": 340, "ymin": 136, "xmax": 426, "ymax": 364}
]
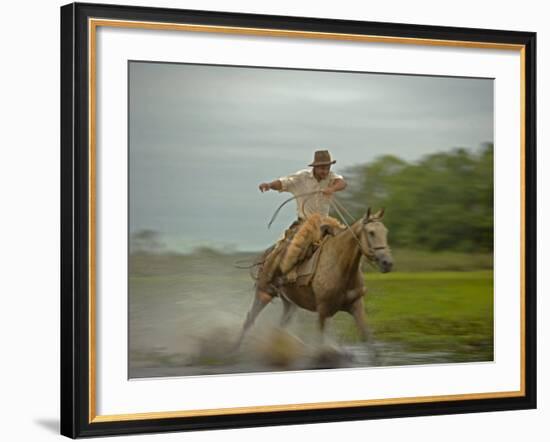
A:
[{"xmin": 256, "ymin": 215, "xmax": 343, "ymax": 293}]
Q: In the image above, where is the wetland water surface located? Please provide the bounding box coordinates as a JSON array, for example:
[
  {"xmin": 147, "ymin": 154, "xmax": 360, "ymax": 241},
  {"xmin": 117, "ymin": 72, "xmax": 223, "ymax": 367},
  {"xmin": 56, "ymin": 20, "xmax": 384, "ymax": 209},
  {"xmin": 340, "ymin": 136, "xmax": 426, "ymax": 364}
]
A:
[{"xmin": 129, "ymin": 251, "xmax": 493, "ymax": 379}]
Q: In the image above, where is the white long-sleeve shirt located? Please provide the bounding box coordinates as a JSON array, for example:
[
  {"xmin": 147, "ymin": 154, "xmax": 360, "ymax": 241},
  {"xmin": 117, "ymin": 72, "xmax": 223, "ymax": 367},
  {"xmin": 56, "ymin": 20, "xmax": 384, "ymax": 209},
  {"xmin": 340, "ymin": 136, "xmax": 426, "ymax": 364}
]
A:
[{"xmin": 278, "ymin": 168, "xmax": 344, "ymax": 219}]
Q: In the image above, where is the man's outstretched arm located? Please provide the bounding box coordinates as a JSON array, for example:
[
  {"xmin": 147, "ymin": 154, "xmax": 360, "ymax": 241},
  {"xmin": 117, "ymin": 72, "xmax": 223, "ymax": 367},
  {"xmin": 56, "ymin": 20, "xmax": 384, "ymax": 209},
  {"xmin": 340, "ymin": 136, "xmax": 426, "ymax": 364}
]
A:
[{"xmin": 259, "ymin": 180, "xmax": 283, "ymax": 192}]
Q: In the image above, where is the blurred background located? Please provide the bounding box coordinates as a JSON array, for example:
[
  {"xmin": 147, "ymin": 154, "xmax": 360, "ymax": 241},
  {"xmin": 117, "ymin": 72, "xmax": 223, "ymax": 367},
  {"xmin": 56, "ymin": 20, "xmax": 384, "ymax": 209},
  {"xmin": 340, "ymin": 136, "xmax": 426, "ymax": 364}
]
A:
[{"xmin": 128, "ymin": 61, "xmax": 494, "ymax": 378}]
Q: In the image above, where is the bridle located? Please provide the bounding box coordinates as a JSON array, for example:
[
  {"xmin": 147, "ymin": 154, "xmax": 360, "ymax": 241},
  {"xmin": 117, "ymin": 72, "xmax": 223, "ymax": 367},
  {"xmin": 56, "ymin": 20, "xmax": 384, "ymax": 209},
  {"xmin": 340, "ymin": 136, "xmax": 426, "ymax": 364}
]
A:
[{"xmin": 329, "ymin": 198, "xmax": 389, "ymax": 265}]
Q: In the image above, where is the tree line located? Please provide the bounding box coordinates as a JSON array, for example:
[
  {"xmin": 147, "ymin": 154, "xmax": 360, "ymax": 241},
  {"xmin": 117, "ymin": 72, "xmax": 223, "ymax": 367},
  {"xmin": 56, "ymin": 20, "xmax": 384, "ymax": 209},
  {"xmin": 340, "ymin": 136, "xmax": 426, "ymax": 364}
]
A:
[{"xmin": 339, "ymin": 144, "xmax": 493, "ymax": 252}]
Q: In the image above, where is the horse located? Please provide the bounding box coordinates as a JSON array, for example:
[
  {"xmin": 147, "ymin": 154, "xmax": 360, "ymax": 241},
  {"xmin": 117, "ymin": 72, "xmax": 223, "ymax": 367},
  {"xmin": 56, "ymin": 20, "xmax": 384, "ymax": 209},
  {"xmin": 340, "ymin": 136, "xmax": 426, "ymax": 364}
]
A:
[{"xmin": 236, "ymin": 208, "xmax": 393, "ymax": 349}]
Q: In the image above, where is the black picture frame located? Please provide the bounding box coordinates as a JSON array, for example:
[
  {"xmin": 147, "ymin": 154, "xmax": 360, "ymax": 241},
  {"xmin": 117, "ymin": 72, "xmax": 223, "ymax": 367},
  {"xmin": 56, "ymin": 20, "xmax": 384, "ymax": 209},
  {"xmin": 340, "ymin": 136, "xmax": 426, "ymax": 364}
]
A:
[{"xmin": 60, "ymin": 2, "xmax": 537, "ymax": 438}]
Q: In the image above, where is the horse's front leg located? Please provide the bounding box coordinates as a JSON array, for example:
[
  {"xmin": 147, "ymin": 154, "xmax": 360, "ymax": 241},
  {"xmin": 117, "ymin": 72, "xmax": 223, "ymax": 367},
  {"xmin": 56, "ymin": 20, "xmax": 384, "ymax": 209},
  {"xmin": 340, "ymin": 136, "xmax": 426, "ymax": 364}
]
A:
[
  {"xmin": 347, "ymin": 295, "xmax": 371, "ymax": 342},
  {"xmin": 346, "ymin": 293, "xmax": 380, "ymax": 364},
  {"xmin": 344, "ymin": 271, "xmax": 372, "ymax": 342}
]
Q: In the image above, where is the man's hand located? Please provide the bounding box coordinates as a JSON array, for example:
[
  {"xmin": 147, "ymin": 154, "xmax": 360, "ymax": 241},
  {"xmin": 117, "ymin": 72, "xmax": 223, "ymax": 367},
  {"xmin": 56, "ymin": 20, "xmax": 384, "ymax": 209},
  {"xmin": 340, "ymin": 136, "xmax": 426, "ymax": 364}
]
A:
[
  {"xmin": 259, "ymin": 182, "xmax": 271, "ymax": 193},
  {"xmin": 323, "ymin": 178, "xmax": 346, "ymax": 197},
  {"xmin": 259, "ymin": 180, "xmax": 283, "ymax": 193},
  {"xmin": 322, "ymin": 187, "xmax": 335, "ymax": 198}
]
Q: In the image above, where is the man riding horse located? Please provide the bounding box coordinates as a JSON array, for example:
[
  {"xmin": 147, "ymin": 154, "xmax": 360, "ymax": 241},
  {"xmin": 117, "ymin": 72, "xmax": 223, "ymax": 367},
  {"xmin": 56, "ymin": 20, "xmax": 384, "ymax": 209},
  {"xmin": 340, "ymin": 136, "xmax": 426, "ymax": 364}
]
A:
[
  {"xmin": 234, "ymin": 150, "xmax": 392, "ymax": 351},
  {"xmin": 256, "ymin": 150, "xmax": 347, "ymax": 303}
]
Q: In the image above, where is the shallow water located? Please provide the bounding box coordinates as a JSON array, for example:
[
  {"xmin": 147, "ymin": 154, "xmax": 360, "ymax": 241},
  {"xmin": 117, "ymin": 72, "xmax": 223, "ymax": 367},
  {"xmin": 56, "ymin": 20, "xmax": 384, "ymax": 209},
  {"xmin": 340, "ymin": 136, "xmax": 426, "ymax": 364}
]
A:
[
  {"xmin": 129, "ymin": 252, "xmax": 487, "ymax": 380},
  {"xmin": 129, "ymin": 336, "xmax": 458, "ymax": 379}
]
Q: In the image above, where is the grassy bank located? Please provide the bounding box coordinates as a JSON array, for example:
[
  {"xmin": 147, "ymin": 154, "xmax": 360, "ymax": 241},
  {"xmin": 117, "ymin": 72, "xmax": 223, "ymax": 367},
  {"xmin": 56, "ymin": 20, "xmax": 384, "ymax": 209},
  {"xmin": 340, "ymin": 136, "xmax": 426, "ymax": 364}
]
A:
[
  {"xmin": 335, "ymin": 270, "xmax": 494, "ymax": 363},
  {"xmin": 129, "ymin": 248, "xmax": 493, "ymax": 276}
]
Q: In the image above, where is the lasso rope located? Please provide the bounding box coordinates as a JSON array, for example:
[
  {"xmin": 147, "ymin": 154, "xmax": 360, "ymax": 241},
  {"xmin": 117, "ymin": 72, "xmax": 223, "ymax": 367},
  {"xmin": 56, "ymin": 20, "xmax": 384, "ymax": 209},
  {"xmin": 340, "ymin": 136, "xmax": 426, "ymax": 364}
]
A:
[
  {"xmin": 266, "ymin": 190, "xmax": 321, "ymax": 229},
  {"xmin": 234, "ymin": 191, "xmax": 320, "ymax": 271},
  {"xmin": 235, "ymin": 191, "xmax": 379, "ymax": 271}
]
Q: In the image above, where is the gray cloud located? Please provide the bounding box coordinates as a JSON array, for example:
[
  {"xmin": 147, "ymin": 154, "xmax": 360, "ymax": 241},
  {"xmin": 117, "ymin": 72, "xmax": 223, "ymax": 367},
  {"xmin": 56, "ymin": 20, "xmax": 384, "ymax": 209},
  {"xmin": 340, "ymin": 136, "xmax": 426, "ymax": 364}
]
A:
[{"xmin": 129, "ymin": 61, "xmax": 493, "ymax": 252}]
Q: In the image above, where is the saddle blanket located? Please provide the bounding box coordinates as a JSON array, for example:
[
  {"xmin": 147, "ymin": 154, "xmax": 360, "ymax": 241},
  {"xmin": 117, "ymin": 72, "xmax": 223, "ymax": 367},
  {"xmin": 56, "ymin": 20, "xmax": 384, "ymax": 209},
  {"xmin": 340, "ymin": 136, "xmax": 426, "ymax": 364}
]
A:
[{"xmin": 287, "ymin": 238, "xmax": 327, "ymax": 287}]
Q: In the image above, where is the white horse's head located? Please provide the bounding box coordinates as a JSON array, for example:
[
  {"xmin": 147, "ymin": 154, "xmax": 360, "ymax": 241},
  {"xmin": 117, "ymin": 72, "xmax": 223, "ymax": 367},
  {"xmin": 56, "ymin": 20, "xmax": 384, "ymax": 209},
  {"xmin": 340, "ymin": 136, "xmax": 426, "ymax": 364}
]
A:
[{"xmin": 361, "ymin": 208, "xmax": 393, "ymax": 273}]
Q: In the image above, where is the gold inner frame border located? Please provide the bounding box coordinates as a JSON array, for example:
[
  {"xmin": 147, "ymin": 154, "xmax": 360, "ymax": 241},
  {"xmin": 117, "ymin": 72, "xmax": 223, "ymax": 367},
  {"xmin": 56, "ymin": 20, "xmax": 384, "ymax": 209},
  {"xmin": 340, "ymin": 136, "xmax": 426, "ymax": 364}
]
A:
[{"xmin": 87, "ymin": 17, "xmax": 527, "ymax": 423}]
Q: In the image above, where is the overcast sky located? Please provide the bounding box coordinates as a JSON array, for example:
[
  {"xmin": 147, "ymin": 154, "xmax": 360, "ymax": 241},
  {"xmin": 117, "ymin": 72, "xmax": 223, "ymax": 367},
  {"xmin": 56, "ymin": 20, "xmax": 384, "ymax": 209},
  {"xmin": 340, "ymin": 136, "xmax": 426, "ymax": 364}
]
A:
[{"xmin": 129, "ymin": 61, "xmax": 493, "ymax": 253}]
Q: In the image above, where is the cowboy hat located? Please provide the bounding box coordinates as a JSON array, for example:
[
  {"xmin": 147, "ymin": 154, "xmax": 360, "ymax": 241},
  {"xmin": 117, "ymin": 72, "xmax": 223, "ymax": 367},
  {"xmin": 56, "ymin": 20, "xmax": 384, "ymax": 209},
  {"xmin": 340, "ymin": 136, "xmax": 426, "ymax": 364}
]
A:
[{"xmin": 308, "ymin": 150, "xmax": 336, "ymax": 167}]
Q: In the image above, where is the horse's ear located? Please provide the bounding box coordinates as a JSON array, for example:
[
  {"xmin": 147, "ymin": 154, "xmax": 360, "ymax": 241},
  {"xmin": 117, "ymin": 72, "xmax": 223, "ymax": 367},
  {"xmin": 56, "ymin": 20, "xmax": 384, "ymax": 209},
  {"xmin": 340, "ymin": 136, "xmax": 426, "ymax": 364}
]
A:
[
  {"xmin": 375, "ymin": 208, "xmax": 385, "ymax": 219},
  {"xmin": 364, "ymin": 207, "xmax": 372, "ymax": 223}
]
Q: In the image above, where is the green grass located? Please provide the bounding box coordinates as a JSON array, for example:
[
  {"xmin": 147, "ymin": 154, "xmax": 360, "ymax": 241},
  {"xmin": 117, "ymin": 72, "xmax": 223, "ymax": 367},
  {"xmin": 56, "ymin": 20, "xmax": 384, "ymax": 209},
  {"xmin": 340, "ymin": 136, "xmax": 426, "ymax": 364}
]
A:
[{"xmin": 335, "ymin": 270, "xmax": 494, "ymax": 362}]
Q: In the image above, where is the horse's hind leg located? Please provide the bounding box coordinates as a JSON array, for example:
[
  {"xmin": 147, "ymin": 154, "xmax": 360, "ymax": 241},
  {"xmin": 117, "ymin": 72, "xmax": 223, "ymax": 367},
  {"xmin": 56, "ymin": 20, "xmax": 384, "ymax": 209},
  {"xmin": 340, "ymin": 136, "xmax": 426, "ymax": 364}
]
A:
[
  {"xmin": 316, "ymin": 306, "xmax": 331, "ymax": 345},
  {"xmin": 234, "ymin": 290, "xmax": 272, "ymax": 350},
  {"xmin": 279, "ymin": 296, "xmax": 297, "ymax": 327}
]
